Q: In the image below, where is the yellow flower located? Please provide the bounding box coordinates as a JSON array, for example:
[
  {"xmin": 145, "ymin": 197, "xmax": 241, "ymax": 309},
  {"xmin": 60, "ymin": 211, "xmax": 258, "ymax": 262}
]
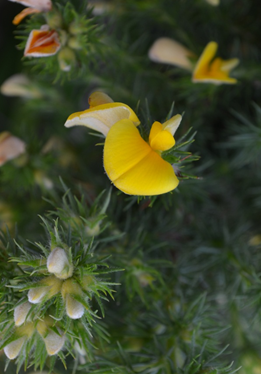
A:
[
  {"xmin": 104, "ymin": 117, "xmax": 181, "ymax": 195},
  {"xmin": 65, "ymin": 92, "xmax": 181, "ymax": 196},
  {"xmin": 9, "ymin": 0, "xmax": 52, "ymax": 25},
  {"xmin": 149, "ymin": 39, "xmax": 239, "ymax": 85},
  {"xmin": 64, "ymin": 91, "xmax": 140, "ymax": 137},
  {"xmin": 192, "ymin": 42, "xmax": 239, "ymax": 84}
]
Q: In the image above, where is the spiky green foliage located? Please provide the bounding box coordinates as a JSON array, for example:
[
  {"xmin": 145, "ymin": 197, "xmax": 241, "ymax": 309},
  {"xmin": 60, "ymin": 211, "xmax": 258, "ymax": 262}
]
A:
[{"xmin": 0, "ymin": 0, "xmax": 260, "ymax": 373}]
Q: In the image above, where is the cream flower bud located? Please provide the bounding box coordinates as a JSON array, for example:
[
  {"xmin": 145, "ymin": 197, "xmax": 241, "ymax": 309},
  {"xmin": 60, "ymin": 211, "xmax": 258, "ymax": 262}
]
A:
[
  {"xmin": 28, "ymin": 276, "xmax": 62, "ymax": 304},
  {"xmin": 61, "ymin": 279, "xmax": 85, "ymax": 319},
  {"xmin": 58, "ymin": 47, "xmax": 76, "ymax": 72},
  {"xmin": 4, "ymin": 322, "xmax": 34, "ymax": 359},
  {"xmin": 68, "ymin": 36, "xmax": 82, "ymax": 50},
  {"xmin": 47, "ymin": 247, "xmax": 73, "ymax": 279},
  {"xmin": 37, "ymin": 317, "xmax": 65, "ymax": 355},
  {"xmin": 14, "ymin": 301, "xmax": 32, "ymax": 326},
  {"xmin": 28, "ymin": 285, "xmax": 49, "ymax": 303},
  {"xmin": 65, "ymin": 295, "xmax": 84, "ymax": 319},
  {"xmin": 85, "ymin": 221, "xmax": 101, "ymax": 237},
  {"xmin": 44, "ymin": 331, "xmax": 66, "ymax": 355},
  {"xmin": 46, "ymin": 11, "xmax": 63, "ymax": 29},
  {"xmin": 4, "ymin": 337, "xmax": 26, "ymax": 359}
]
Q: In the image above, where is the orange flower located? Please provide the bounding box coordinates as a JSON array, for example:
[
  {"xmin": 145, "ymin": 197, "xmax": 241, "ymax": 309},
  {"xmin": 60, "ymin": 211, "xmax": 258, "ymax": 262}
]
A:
[
  {"xmin": 24, "ymin": 26, "xmax": 61, "ymax": 57},
  {"xmin": 9, "ymin": 0, "xmax": 52, "ymax": 25}
]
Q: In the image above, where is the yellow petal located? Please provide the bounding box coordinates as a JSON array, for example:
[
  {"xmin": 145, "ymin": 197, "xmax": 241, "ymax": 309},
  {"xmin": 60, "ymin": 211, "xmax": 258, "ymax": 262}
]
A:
[
  {"xmin": 65, "ymin": 103, "xmax": 140, "ymax": 136},
  {"xmin": 162, "ymin": 114, "xmax": 182, "ymax": 136},
  {"xmin": 193, "ymin": 41, "xmax": 218, "ymax": 79},
  {"xmin": 104, "ymin": 120, "xmax": 179, "ymax": 196},
  {"xmin": 150, "ymin": 130, "xmax": 175, "ymax": 152},
  {"xmin": 88, "ymin": 91, "xmax": 114, "ymax": 108},
  {"xmin": 149, "ymin": 121, "xmax": 162, "ymax": 143},
  {"xmin": 111, "ymin": 151, "xmax": 179, "ymax": 196},
  {"xmin": 13, "ymin": 7, "xmax": 41, "ymax": 25},
  {"xmin": 149, "ymin": 122, "xmax": 175, "ymax": 152},
  {"xmin": 149, "ymin": 37, "xmax": 194, "ymax": 70},
  {"xmin": 104, "ymin": 119, "xmax": 151, "ymax": 181}
]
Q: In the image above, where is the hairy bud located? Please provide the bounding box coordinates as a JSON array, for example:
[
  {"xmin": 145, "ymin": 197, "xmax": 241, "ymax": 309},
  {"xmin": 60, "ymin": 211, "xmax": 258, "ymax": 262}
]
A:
[
  {"xmin": 37, "ymin": 317, "xmax": 65, "ymax": 355},
  {"xmin": 4, "ymin": 322, "xmax": 34, "ymax": 359},
  {"xmin": 14, "ymin": 301, "xmax": 32, "ymax": 326},
  {"xmin": 61, "ymin": 279, "xmax": 85, "ymax": 319},
  {"xmin": 47, "ymin": 247, "xmax": 73, "ymax": 279},
  {"xmin": 58, "ymin": 47, "xmax": 76, "ymax": 72},
  {"xmin": 28, "ymin": 276, "xmax": 62, "ymax": 304},
  {"xmin": 4, "ymin": 337, "xmax": 26, "ymax": 359}
]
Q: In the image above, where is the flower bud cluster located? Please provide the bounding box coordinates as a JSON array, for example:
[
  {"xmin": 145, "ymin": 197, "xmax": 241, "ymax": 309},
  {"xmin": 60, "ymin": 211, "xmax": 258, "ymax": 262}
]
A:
[
  {"xmin": 9, "ymin": 1, "xmax": 97, "ymax": 73},
  {"xmin": 3, "ymin": 247, "xmax": 92, "ymax": 360},
  {"xmin": 26, "ymin": 247, "xmax": 87, "ymax": 320}
]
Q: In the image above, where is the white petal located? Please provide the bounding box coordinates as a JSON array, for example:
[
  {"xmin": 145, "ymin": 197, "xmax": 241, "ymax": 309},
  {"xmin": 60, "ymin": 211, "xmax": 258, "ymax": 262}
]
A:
[
  {"xmin": 9, "ymin": 0, "xmax": 52, "ymax": 11},
  {"xmin": 65, "ymin": 106, "xmax": 132, "ymax": 136},
  {"xmin": 162, "ymin": 114, "xmax": 182, "ymax": 136},
  {"xmin": 149, "ymin": 38, "xmax": 194, "ymax": 70}
]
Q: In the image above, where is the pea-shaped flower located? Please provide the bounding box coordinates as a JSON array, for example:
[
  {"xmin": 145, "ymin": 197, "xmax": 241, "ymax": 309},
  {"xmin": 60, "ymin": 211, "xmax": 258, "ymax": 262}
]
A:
[
  {"xmin": 104, "ymin": 117, "xmax": 181, "ymax": 195},
  {"xmin": 24, "ymin": 26, "xmax": 61, "ymax": 57},
  {"xmin": 65, "ymin": 92, "xmax": 181, "ymax": 196},
  {"xmin": 149, "ymin": 38, "xmax": 239, "ymax": 85}
]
